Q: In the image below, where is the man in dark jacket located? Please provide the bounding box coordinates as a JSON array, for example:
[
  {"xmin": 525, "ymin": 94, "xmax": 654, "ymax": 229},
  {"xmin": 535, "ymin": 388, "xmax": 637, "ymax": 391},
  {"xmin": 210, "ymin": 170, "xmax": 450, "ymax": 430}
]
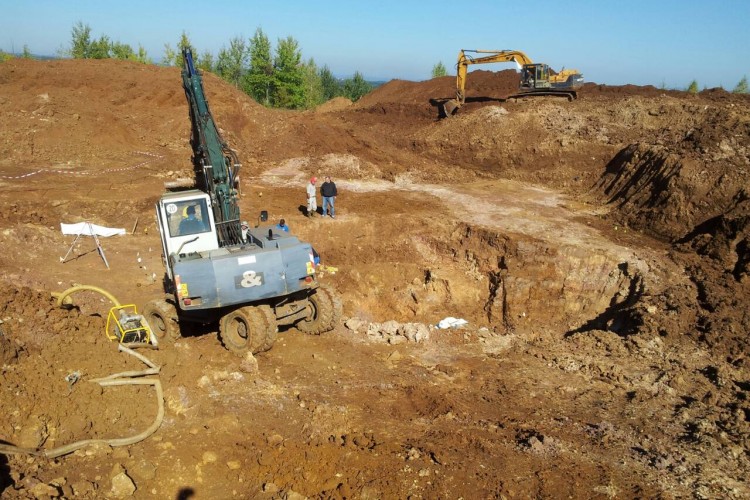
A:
[{"xmin": 320, "ymin": 176, "xmax": 338, "ymax": 218}]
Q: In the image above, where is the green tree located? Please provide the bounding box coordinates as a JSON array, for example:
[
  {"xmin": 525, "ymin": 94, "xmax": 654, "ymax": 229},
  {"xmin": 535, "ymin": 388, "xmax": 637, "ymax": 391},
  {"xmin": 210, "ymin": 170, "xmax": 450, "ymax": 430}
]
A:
[
  {"xmin": 163, "ymin": 31, "xmax": 195, "ymax": 66},
  {"xmin": 70, "ymin": 21, "xmax": 92, "ymax": 58},
  {"xmin": 216, "ymin": 36, "xmax": 247, "ymax": 87},
  {"xmin": 733, "ymin": 76, "xmax": 748, "ymax": 94},
  {"xmin": 88, "ymin": 35, "xmax": 111, "ymax": 59},
  {"xmin": 178, "ymin": 31, "xmax": 195, "ymax": 57},
  {"xmin": 244, "ymin": 28, "xmax": 274, "ymax": 105},
  {"xmin": 301, "ymin": 58, "xmax": 324, "ymax": 108},
  {"xmin": 272, "ymin": 36, "xmax": 305, "ymax": 109},
  {"xmin": 163, "ymin": 43, "xmax": 177, "ymax": 66},
  {"xmin": 431, "ymin": 61, "xmax": 447, "ymax": 78},
  {"xmin": 319, "ymin": 64, "xmax": 340, "ymax": 101},
  {"xmin": 111, "ymin": 41, "xmax": 135, "ymax": 60},
  {"xmin": 109, "ymin": 42, "xmax": 150, "ymax": 63},
  {"xmin": 0, "ymin": 50, "xmax": 12, "ymax": 62},
  {"xmin": 342, "ymin": 71, "xmax": 373, "ymax": 102},
  {"xmin": 135, "ymin": 45, "xmax": 152, "ymax": 64},
  {"xmin": 687, "ymin": 80, "xmax": 699, "ymax": 93},
  {"xmin": 197, "ymin": 50, "xmax": 214, "ymax": 72},
  {"xmin": 21, "ymin": 45, "xmax": 33, "ymax": 59}
]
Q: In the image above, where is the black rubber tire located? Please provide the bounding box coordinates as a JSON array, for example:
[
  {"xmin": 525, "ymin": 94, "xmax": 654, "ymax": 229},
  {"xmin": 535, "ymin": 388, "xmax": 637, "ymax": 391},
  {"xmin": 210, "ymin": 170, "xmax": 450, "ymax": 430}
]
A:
[
  {"xmin": 142, "ymin": 299, "xmax": 180, "ymax": 342},
  {"xmin": 256, "ymin": 305, "xmax": 279, "ymax": 352},
  {"xmin": 296, "ymin": 285, "xmax": 341, "ymax": 335},
  {"xmin": 219, "ymin": 306, "xmax": 268, "ymax": 356}
]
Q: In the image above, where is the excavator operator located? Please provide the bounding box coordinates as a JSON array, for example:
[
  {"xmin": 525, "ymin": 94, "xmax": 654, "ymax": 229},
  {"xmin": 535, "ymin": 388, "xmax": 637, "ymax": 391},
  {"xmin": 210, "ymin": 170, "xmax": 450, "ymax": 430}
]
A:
[{"xmin": 179, "ymin": 205, "xmax": 205, "ymax": 235}]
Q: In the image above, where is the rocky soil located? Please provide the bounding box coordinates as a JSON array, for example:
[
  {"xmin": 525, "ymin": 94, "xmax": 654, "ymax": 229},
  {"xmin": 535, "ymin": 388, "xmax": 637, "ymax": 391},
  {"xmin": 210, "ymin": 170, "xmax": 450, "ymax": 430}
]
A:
[{"xmin": 0, "ymin": 58, "xmax": 748, "ymax": 498}]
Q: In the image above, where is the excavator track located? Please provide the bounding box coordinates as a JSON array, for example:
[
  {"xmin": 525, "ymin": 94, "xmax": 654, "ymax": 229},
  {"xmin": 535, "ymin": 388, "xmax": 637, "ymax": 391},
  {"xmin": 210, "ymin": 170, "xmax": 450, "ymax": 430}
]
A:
[{"xmin": 507, "ymin": 89, "xmax": 578, "ymax": 101}]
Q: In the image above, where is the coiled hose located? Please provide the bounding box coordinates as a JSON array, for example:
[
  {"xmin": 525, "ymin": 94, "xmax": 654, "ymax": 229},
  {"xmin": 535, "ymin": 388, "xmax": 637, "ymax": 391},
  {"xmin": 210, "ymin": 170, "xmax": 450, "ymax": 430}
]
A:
[{"xmin": 0, "ymin": 286, "xmax": 165, "ymax": 459}]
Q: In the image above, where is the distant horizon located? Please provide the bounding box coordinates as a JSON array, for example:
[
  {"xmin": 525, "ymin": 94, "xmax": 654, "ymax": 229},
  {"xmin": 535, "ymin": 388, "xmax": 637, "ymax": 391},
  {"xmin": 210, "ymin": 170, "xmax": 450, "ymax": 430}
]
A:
[
  {"xmin": 5, "ymin": 51, "xmax": 740, "ymax": 92},
  {"xmin": 3, "ymin": 1, "xmax": 748, "ymax": 90}
]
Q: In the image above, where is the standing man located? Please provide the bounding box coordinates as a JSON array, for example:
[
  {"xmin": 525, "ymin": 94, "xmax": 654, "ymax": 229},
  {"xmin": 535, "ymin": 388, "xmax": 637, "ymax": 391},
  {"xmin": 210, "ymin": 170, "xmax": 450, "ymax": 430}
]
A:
[
  {"xmin": 321, "ymin": 176, "xmax": 338, "ymax": 218},
  {"xmin": 306, "ymin": 177, "xmax": 317, "ymax": 217}
]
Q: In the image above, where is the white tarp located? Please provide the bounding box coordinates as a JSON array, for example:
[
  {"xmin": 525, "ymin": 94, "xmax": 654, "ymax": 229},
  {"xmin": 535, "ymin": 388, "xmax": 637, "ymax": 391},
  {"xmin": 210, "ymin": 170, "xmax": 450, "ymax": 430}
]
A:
[
  {"xmin": 437, "ymin": 317, "xmax": 469, "ymax": 329},
  {"xmin": 60, "ymin": 222, "xmax": 126, "ymax": 237}
]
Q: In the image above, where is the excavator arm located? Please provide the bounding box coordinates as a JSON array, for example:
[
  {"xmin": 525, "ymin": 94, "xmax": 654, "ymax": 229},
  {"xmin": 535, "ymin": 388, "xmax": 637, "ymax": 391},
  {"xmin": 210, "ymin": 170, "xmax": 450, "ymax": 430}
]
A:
[
  {"xmin": 455, "ymin": 50, "xmax": 534, "ymax": 103},
  {"xmin": 181, "ymin": 47, "xmax": 242, "ymax": 246}
]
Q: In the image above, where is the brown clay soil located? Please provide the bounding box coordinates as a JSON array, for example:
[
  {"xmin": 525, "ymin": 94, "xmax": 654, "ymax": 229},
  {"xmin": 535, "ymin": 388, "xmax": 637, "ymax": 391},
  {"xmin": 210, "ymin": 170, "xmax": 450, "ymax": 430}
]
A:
[{"xmin": 0, "ymin": 59, "xmax": 749, "ymax": 498}]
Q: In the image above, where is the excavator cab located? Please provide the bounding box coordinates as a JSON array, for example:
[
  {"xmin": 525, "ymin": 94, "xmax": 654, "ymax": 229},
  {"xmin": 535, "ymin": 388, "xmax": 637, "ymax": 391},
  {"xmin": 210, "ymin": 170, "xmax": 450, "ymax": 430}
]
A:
[{"xmin": 521, "ymin": 64, "xmax": 552, "ymax": 90}]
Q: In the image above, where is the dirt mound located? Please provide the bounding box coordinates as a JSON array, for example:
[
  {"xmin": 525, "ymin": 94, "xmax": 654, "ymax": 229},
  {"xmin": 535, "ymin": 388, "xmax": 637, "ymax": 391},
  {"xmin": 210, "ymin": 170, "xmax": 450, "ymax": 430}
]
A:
[
  {"xmin": 0, "ymin": 58, "xmax": 281, "ymax": 179},
  {"xmin": 580, "ymin": 82, "xmax": 667, "ymax": 98},
  {"xmin": 312, "ymin": 96, "xmax": 353, "ymax": 113},
  {"xmin": 593, "ymin": 99, "xmax": 750, "ymax": 241}
]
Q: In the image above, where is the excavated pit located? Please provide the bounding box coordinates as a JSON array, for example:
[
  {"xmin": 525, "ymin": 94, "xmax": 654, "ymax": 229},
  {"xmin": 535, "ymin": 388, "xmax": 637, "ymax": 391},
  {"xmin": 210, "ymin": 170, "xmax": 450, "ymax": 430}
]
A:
[
  {"xmin": 260, "ymin": 163, "xmax": 655, "ymax": 337},
  {"xmin": 444, "ymin": 223, "xmax": 650, "ymax": 336}
]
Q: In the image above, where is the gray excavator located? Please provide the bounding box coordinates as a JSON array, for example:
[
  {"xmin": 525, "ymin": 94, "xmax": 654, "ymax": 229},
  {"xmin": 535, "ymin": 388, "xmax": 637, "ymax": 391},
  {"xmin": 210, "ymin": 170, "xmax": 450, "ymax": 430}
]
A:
[{"xmin": 143, "ymin": 48, "xmax": 340, "ymax": 356}]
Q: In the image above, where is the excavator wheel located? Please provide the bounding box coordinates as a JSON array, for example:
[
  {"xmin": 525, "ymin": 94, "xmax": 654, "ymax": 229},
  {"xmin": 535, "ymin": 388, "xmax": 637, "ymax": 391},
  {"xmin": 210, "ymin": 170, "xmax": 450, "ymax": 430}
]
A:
[
  {"xmin": 256, "ymin": 304, "xmax": 279, "ymax": 352},
  {"xmin": 142, "ymin": 299, "xmax": 180, "ymax": 342},
  {"xmin": 295, "ymin": 285, "xmax": 342, "ymax": 335},
  {"xmin": 220, "ymin": 306, "xmax": 273, "ymax": 356}
]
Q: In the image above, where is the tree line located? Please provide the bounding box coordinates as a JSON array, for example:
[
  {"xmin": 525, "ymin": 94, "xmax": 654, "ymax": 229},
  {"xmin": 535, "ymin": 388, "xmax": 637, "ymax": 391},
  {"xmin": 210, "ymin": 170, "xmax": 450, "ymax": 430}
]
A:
[
  {"xmin": 1, "ymin": 22, "xmax": 375, "ymax": 109},
  {"xmin": 2, "ymin": 23, "xmax": 748, "ymax": 97},
  {"xmin": 159, "ymin": 28, "xmax": 374, "ymax": 109}
]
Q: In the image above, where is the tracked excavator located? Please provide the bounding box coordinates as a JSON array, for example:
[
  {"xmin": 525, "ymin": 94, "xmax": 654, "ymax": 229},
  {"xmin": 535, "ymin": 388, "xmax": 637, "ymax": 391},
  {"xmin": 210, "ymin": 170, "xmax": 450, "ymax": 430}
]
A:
[
  {"xmin": 142, "ymin": 48, "xmax": 340, "ymax": 356},
  {"xmin": 442, "ymin": 49, "xmax": 584, "ymax": 116}
]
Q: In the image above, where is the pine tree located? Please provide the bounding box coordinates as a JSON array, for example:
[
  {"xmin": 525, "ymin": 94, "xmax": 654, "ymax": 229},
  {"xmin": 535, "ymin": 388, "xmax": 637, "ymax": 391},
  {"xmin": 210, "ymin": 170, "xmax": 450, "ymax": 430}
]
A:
[
  {"xmin": 111, "ymin": 41, "xmax": 135, "ymax": 60},
  {"xmin": 135, "ymin": 45, "xmax": 151, "ymax": 64},
  {"xmin": 88, "ymin": 35, "xmax": 111, "ymax": 59},
  {"xmin": 432, "ymin": 62, "xmax": 447, "ymax": 78},
  {"xmin": 687, "ymin": 80, "xmax": 699, "ymax": 93},
  {"xmin": 733, "ymin": 76, "xmax": 748, "ymax": 94},
  {"xmin": 272, "ymin": 36, "xmax": 305, "ymax": 109},
  {"xmin": 342, "ymin": 71, "xmax": 372, "ymax": 102},
  {"xmin": 319, "ymin": 65, "xmax": 340, "ymax": 101},
  {"xmin": 216, "ymin": 37, "xmax": 247, "ymax": 87},
  {"xmin": 244, "ymin": 28, "xmax": 274, "ymax": 105},
  {"xmin": 70, "ymin": 21, "xmax": 92, "ymax": 59},
  {"xmin": 164, "ymin": 31, "xmax": 195, "ymax": 66},
  {"xmin": 197, "ymin": 50, "xmax": 214, "ymax": 72},
  {"xmin": 302, "ymin": 58, "xmax": 324, "ymax": 108}
]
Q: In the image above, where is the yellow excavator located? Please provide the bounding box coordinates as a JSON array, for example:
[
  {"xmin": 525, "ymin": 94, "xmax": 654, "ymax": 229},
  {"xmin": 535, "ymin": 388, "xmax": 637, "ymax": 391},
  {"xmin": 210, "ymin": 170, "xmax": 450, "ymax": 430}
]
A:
[{"xmin": 442, "ymin": 49, "xmax": 584, "ymax": 116}]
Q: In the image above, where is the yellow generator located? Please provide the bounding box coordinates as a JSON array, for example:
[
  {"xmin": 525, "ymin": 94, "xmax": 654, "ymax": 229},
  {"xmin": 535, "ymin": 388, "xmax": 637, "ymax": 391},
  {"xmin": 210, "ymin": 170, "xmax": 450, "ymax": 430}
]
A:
[{"xmin": 106, "ymin": 305, "xmax": 154, "ymax": 344}]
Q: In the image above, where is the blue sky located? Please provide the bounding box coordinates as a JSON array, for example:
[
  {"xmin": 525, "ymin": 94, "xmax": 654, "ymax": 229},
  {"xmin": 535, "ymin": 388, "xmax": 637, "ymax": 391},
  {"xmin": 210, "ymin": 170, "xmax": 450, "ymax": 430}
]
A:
[{"xmin": 2, "ymin": 0, "xmax": 749, "ymax": 89}]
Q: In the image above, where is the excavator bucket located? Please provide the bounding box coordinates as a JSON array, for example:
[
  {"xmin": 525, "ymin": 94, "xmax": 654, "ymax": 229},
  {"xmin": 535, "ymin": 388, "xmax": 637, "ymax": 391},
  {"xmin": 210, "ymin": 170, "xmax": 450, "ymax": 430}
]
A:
[{"xmin": 441, "ymin": 99, "xmax": 460, "ymax": 117}]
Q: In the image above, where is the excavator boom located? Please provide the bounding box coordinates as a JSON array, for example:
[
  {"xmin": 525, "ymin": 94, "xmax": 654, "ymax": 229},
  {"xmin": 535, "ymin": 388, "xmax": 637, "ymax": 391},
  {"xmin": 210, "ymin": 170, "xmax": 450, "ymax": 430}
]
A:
[
  {"xmin": 181, "ymin": 48, "xmax": 242, "ymax": 246},
  {"xmin": 455, "ymin": 49, "xmax": 534, "ymax": 103}
]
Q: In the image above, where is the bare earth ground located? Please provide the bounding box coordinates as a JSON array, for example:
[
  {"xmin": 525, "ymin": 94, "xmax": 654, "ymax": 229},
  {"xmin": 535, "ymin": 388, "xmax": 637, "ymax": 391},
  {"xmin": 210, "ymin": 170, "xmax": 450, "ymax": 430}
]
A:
[{"xmin": 0, "ymin": 59, "xmax": 749, "ymax": 498}]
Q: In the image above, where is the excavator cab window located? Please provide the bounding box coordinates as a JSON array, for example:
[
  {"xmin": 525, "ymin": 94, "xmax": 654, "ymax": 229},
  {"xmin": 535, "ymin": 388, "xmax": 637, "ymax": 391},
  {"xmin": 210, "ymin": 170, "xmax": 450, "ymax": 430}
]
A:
[
  {"xmin": 538, "ymin": 65, "xmax": 549, "ymax": 81},
  {"xmin": 167, "ymin": 199, "xmax": 210, "ymax": 237}
]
